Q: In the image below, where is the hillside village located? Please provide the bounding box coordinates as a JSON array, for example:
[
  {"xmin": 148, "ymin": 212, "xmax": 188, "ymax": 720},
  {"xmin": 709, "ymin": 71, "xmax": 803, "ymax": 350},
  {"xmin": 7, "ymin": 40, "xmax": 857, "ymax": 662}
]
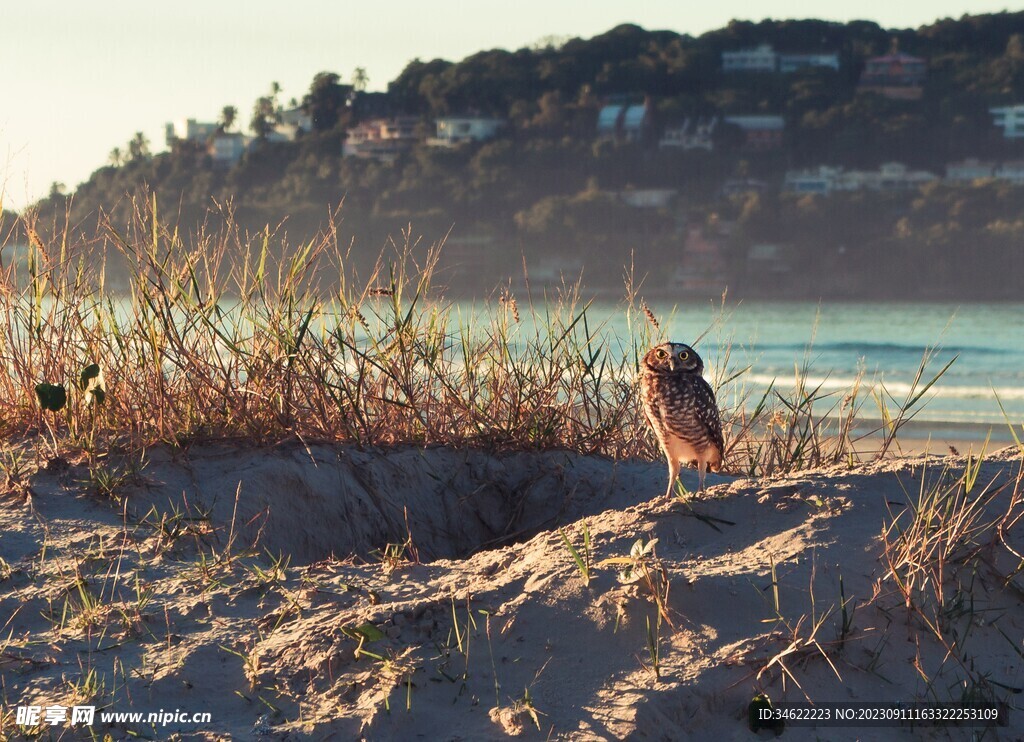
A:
[
  {"xmin": 170, "ymin": 45, "xmax": 1024, "ymax": 189},
  {"xmin": 25, "ymin": 15, "xmax": 1024, "ymax": 299}
]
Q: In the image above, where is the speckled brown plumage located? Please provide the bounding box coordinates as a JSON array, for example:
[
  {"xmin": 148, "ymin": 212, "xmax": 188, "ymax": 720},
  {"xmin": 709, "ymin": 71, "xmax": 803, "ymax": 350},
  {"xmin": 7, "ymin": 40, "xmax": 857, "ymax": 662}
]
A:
[{"xmin": 638, "ymin": 342, "xmax": 724, "ymax": 497}]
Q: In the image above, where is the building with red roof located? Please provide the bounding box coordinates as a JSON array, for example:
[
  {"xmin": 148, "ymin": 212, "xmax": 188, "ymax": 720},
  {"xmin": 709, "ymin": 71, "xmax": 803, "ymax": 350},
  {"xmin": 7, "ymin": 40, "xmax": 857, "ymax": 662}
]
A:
[{"xmin": 858, "ymin": 52, "xmax": 926, "ymax": 100}]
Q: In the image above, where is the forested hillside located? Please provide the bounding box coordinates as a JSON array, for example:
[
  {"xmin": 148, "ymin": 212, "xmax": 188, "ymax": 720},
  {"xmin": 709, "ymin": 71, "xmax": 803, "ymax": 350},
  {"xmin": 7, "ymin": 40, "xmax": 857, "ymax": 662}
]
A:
[{"xmin": 24, "ymin": 13, "xmax": 1024, "ymax": 298}]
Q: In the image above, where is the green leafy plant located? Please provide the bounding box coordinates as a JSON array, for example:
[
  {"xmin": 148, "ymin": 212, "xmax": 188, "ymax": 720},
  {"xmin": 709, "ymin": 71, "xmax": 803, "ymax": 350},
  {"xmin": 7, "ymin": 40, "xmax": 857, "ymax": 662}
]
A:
[
  {"xmin": 558, "ymin": 520, "xmax": 592, "ymax": 586},
  {"xmin": 644, "ymin": 613, "xmax": 662, "ymax": 679},
  {"xmin": 343, "ymin": 622, "xmax": 387, "ymax": 661}
]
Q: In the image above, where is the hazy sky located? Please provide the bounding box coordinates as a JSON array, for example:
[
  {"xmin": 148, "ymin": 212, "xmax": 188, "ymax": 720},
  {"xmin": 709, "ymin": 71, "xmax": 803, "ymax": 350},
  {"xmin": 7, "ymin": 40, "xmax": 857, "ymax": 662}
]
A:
[{"xmin": 0, "ymin": 1, "xmax": 1013, "ymax": 210}]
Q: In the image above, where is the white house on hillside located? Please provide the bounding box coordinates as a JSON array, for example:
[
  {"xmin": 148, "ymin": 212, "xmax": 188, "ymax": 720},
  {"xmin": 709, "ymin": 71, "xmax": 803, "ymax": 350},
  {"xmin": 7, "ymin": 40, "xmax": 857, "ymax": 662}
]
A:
[
  {"xmin": 723, "ymin": 115, "xmax": 785, "ymax": 149},
  {"xmin": 786, "ymin": 167, "xmax": 834, "ymax": 193},
  {"xmin": 659, "ymin": 117, "xmax": 717, "ymax": 150},
  {"xmin": 596, "ymin": 104, "xmax": 623, "ymax": 137},
  {"xmin": 990, "ymin": 105, "xmax": 1024, "ymax": 138},
  {"xmin": 428, "ymin": 117, "xmax": 504, "ymax": 146},
  {"xmin": 722, "ymin": 44, "xmax": 838, "ymax": 73},
  {"xmin": 785, "ymin": 163, "xmax": 937, "ymax": 193},
  {"xmin": 995, "ymin": 161, "xmax": 1024, "ymax": 184},
  {"xmin": 596, "ymin": 103, "xmax": 652, "ymax": 143},
  {"xmin": 279, "ymin": 108, "xmax": 312, "ymax": 130},
  {"xmin": 165, "ymin": 119, "xmax": 218, "ymax": 146},
  {"xmin": 211, "ymin": 133, "xmax": 250, "ymax": 165},
  {"xmin": 618, "ymin": 188, "xmax": 677, "ymax": 208},
  {"xmin": 783, "ymin": 166, "xmax": 842, "ymax": 194},
  {"xmin": 266, "ymin": 107, "xmax": 313, "ymax": 142},
  {"xmin": 946, "ymin": 158, "xmax": 996, "ymax": 183},
  {"xmin": 722, "ymin": 44, "xmax": 777, "ymax": 72},
  {"xmin": 344, "ymin": 117, "xmax": 421, "ymax": 161},
  {"xmin": 165, "ymin": 118, "xmax": 251, "ymax": 164},
  {"xmin": 868, "ymin": 162, "xmax": 938, "ymax": 190},
  {"xmin": 778, "ymin": 53, "xmax": 839, "ymax": 72}
]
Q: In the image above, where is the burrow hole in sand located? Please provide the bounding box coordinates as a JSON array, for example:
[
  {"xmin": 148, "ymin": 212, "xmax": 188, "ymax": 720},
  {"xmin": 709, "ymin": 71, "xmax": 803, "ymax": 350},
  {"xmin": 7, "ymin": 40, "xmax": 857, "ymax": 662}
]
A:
[{"xmin": 131, "ymin": 443, "xmax": 655, "ymax": 565}]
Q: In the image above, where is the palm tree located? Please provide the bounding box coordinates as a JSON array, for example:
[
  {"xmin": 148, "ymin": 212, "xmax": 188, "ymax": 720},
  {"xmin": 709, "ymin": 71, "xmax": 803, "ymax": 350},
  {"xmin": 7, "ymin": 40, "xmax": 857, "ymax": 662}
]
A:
[
  {"xmin": 108, "ymin": 147, "xmax": 123, "ymax": 167},
  {"xmin": 250, "ymin": 98, "xmax": 274, "ymax": 139},
  {"xmin": 127, "ymin": 132, "xmax": 150, "ymax": 161},
  {"xmin": 352, "ymin": 67, "xmax": 369, "ymax": 93},
  {"xmin": 250, "ymin": 83, "xmax": 283, "ymax": 139},
  {"xmin": 220, "ymin": 105, "xmax": 238, "ymax": 132}
]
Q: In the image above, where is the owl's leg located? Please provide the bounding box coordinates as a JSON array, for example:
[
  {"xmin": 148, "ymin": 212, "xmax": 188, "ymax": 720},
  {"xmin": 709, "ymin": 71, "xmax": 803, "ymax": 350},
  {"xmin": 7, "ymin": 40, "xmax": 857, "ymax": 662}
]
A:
[
  {"xmin": 665, "ymin": 456, "xmax": 681, "ymax": 499},
  {"xmin": 697, "ymin": 459, "xmax": 707, "ymax": 493}
]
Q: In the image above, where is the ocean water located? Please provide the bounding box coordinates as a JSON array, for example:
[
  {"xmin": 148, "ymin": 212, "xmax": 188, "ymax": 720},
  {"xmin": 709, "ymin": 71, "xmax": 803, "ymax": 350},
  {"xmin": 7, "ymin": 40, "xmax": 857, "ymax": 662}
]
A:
[
  {"xmin": 583, "ymin": 301, "xmax": 1024, "ymax": 431},
  {"xmin": 24, "ymin": 293, "xmax": 1016, "ymax": 436}
]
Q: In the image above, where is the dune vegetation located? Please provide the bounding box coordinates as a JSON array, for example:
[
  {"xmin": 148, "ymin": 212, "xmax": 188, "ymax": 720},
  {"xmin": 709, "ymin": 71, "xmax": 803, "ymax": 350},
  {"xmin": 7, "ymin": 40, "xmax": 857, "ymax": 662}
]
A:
[
  {"xmin": 1, "ymin": 199, "xmax": 958, "ymax": 472},
  {"xmin": 1, "ymin": 203, "xmax": 1021, "ymax": 739}
]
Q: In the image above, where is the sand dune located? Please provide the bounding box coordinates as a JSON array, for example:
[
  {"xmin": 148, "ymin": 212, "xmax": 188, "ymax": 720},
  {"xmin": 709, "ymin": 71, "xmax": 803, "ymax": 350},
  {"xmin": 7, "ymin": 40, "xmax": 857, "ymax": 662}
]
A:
[{"xmin": 1, "ymin": 444, "xmax": 1020, "ymax": 739}]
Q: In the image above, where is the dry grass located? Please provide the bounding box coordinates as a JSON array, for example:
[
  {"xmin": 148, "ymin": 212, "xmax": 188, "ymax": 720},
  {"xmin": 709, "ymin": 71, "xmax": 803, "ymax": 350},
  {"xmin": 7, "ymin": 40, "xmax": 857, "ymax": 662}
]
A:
[
  {"xmin": 3, "ymin": 198, "xmax": 652, "ymax": 459},
  {"xmin": 1, "ymin": 197, "xmax": 958, "ymax": 477},
  {"xmin": 880, "ymin": 446, "xmax": 1024, "ymax": 650}
]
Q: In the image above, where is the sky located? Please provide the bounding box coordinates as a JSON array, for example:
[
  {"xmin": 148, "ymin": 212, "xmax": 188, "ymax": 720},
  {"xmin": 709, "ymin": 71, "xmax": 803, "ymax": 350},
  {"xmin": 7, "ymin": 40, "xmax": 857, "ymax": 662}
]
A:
[{"xmin": 0, "ymin": 1, "xmax": 1014, "ymax": 211}]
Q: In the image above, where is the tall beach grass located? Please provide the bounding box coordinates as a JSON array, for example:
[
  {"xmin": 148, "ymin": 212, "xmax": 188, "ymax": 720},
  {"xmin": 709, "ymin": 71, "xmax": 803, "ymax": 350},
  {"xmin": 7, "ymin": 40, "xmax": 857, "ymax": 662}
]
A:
[{"xmin": 1, "ymin": 196, "xmax": 957, "ymax": 473}]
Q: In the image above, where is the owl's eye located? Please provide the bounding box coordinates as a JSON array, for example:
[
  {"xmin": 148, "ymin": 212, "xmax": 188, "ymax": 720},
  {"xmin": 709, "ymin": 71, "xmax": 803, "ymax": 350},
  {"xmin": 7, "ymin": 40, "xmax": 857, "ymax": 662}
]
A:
[
  {"xmin": 655, "ymin": 349, "xmax": 668, "ymax": 359},
  {"xmin": 679, "ymin": 351, "xmax": 689, "ymax": 360}
]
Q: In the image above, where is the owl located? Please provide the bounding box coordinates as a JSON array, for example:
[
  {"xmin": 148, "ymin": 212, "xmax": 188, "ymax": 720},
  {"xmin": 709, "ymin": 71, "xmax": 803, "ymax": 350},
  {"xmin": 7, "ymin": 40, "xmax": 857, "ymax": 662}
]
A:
[{"xmin": 638, "ymin": 342, "xmax": 724, "ymax": 497}]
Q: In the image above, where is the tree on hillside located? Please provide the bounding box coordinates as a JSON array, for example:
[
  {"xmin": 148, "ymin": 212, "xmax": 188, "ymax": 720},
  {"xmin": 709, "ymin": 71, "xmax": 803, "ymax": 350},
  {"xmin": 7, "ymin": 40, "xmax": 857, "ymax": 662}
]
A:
[
  {"xmin": 251, "ymin": 82, "xmax": 283, "ymax": 139},
  {"xmin": 1000, "ymin": 33, "xmax": 1024, "ymax": 98},
  {"xmin": 127, "ymin": 132, "xmax": 150, "ymax": 161},
  {"xmin": 388, "ymin": 58, "xmax": 455, "ymax": 114},
  {"xmin": 108, "ymin": 147, "xmax": 123, "ymax": 167},
  {"xmin": 531, "ymin": 34, "xmax": 571, "ymax": 52},
  {"xmin": 303, "ymin": 72, "xmax": 353, "ymax": 131},
  {"xmin": 352, "ymin": 67, "xmax": 369, "ymax": 93},
  {"xmin": 220, "ymin": 105, "xmax": 238, "ymax": 132}
]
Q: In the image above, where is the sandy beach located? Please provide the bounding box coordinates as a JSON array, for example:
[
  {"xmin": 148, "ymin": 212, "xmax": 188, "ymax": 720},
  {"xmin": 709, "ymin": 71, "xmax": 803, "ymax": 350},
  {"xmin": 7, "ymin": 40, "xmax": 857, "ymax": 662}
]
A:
[
  {"xmin": 844, "ymin": 419, "xmax": 1018, "ymax": 458},
  {"xmin": 2, "ymin": 441, "xmax": 1021, "ymax": 739}
]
